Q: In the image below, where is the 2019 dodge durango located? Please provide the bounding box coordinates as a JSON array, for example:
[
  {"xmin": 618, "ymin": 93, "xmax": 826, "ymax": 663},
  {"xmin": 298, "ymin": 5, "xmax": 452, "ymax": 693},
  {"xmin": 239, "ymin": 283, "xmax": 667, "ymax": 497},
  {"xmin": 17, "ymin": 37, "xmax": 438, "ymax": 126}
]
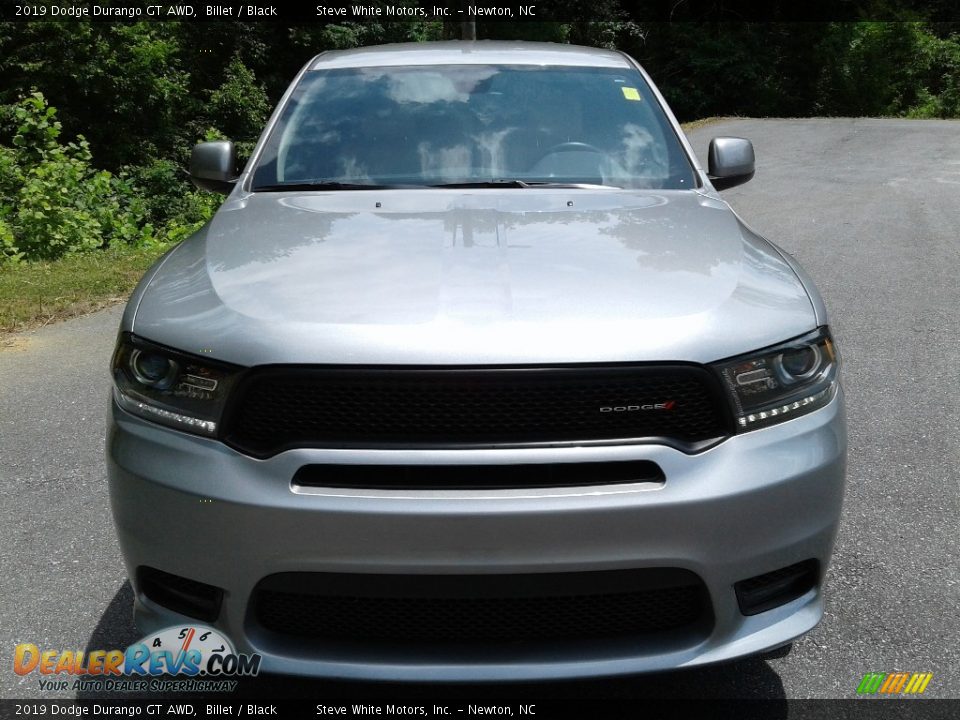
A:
[{"xmin": 107, "ymin": 41, "xmax": 847, "ymax": 680}]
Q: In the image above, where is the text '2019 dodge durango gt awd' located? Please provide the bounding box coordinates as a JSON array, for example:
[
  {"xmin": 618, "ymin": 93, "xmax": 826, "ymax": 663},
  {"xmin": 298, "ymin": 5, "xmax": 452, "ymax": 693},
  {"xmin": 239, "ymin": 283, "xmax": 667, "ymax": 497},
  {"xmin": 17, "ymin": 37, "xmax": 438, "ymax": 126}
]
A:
[{"xmin": 107, "ymin": 41, "xmax": 847, "ymax": 681}]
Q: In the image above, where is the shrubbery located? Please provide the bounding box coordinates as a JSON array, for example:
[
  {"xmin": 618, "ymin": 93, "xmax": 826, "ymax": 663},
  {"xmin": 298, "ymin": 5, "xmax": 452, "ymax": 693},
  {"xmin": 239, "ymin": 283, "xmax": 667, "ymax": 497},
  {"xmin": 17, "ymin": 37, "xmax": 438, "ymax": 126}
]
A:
[
  {"xmin": 0, "ymin": 27, "xmax": 283, "ymax": 265},
  {"xmin": 814, "ymin": 22, "xmax": 960, "ymax": 118},
  {"xmin": 0, "ymin": 93, "xmax": 215, "ymax": 264}
]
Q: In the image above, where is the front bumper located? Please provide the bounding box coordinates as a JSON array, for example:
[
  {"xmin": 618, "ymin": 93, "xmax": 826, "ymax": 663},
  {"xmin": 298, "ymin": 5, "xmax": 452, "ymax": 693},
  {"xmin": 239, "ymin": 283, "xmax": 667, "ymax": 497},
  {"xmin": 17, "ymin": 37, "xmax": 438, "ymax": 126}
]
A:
[{"xmin": 106, "ymin": 389, "xmax": 846, "ymax": 681}]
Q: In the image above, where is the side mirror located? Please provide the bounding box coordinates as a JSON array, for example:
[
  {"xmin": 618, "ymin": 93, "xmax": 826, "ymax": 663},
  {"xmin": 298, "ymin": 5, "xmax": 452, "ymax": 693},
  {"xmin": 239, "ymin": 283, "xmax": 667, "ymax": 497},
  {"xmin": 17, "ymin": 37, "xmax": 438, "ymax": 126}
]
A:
[
  {"xmin": 189, "ymin": 141, "xmax": 238, "ymax": 194},
  {"xmin": 707, "ymin": 137, "xmax": 755, "ymax": 191}
]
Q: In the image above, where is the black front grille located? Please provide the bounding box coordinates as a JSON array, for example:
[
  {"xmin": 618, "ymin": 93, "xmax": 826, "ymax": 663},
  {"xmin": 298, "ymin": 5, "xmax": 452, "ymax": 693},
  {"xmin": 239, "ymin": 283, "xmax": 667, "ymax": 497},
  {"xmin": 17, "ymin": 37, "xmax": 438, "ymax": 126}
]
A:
[
  {"xmin": 222, "ymin": 365, "xmax": 731, "ymax": 457},
  {"xmin": 252, "ymin": 569, "xmax": 710, "ymax": 645}
]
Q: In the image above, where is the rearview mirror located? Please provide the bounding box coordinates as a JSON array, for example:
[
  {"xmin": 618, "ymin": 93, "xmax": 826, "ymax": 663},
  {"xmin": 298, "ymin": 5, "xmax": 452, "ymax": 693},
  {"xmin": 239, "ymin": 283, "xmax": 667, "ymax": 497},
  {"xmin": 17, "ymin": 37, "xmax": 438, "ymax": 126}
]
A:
[
  {"xmin": 707, "ymin": 137, "xmax": 755, "ymax": 191},
  {"xmin": 189, "ymin": 141, "xmax": 238, "ymax": 194}
]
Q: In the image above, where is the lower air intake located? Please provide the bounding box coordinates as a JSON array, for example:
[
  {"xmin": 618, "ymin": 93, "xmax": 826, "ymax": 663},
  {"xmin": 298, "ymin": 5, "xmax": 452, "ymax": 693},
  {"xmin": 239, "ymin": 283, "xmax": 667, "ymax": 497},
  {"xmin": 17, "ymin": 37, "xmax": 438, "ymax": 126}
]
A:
[{"xmin": 252, "ymin": 569, "xmax": 710, "ymax": 645}]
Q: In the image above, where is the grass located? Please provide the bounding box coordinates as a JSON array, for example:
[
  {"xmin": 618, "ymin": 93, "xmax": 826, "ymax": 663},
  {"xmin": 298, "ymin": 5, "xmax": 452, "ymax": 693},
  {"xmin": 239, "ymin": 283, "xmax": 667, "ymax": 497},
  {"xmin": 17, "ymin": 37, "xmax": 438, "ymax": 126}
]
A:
[{"xmin": 0, "ymin": 243, "xmax": 174, "ymax": 337}]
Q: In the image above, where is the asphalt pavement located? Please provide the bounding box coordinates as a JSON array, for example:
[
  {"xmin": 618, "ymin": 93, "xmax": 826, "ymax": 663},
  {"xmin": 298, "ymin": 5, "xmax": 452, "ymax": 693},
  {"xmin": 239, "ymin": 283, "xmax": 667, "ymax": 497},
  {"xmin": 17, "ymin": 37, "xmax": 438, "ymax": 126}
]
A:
[{"xmin": 1, "ymin": 118, "xmax": 958, "ymax": 701}]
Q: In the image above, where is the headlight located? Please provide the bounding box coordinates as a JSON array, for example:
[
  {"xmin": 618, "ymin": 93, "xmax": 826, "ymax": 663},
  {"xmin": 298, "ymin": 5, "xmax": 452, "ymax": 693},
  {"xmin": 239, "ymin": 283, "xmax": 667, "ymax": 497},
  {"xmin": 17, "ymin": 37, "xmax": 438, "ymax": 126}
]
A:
[
  {"xmin": 714, "ymin": 327, "xmax": 839, "ymax": 431},
  {"xmin": 111, "ymin": 334, "xmax": 242, "ymax": 436}
]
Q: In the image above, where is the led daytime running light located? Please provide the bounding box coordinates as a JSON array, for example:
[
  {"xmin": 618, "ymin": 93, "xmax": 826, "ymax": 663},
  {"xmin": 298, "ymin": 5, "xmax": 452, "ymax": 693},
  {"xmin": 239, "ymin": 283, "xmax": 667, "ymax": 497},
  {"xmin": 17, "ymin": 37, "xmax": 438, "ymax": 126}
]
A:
[
  {"xmin": 736, "ymin": 385, "xmax": 835, "ymax": 428},
  {"xmin": 117, "ymin": 390, "xmax": 217, "ymax": 434}
]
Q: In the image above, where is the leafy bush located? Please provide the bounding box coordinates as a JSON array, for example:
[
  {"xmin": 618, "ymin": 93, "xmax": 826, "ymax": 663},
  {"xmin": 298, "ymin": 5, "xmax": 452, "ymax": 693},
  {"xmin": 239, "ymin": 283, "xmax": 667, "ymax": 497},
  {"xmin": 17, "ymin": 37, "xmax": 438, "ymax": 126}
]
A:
[
  {"xmin": 125, "ymin": 157, "xmax": 220, "ymax": 233},
  {"xmin": 0, "ymin": 23, "xmax": 193, "ymax": 172},
  {"xmin": 0, "ymin": 218, "xmax": 18, "ymax": 263},
  {"xmin": 1, "ymin": 93, "xmax": 154, "ymax": 263},
  {"xmin": 906, "ymin": 29, "xmax": 960, "ymax": 117}
]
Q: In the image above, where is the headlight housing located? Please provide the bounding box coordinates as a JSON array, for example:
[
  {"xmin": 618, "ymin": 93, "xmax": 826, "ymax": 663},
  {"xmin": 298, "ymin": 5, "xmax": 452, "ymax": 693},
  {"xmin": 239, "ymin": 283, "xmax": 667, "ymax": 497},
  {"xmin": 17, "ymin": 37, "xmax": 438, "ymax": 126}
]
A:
[
  {"xmin": 714, "ymin": 327, "xmax": 839, "ymax": 432},
  {"xmin": 111, "ymin": 334, "xmax": 242, "ymax": 436}
]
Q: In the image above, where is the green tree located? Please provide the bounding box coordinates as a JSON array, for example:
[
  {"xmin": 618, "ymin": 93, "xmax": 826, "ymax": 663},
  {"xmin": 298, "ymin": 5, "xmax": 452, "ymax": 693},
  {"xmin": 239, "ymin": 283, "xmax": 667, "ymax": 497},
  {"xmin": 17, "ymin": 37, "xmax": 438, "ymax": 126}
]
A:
[
  {"xmin": 207, "ymin": 55, "xmax": 271, "ymax": 154},
  {"xmin": 0, "ymin": 23, "xmax": 192, "ymax": 170},
  {"xmin": 815, "ymin": 22, "xmax": 960, "ymax": 117}
]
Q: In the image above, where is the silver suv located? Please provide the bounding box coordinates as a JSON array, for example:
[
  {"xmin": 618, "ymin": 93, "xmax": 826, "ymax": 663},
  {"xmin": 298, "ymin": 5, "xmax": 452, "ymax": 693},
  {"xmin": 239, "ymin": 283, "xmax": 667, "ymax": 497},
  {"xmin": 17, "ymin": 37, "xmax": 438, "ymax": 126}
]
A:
[{"xmin": 107, "ymin": 41, "xmax": 846, "ymax": 681}]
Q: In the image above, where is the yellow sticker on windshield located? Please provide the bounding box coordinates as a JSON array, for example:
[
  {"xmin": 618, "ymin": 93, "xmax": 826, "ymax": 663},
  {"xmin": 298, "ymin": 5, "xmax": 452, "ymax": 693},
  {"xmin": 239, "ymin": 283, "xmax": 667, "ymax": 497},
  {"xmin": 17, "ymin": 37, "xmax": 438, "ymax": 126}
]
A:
[{"xmin": 621, "ymin": 87, "xmax": 641, "ymax": 101}]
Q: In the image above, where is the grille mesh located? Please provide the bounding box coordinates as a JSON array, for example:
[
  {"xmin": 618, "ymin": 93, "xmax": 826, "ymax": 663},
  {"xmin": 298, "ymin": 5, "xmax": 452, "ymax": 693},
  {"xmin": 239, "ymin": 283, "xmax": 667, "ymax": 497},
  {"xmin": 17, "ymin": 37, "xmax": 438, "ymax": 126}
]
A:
[
  {"xmin": 223, "ymin": 366, "xmax": 729, "ymax": 456},
  {"xmin": 253, "ymin": 571, "xmax": 708, "ymax": 644}
]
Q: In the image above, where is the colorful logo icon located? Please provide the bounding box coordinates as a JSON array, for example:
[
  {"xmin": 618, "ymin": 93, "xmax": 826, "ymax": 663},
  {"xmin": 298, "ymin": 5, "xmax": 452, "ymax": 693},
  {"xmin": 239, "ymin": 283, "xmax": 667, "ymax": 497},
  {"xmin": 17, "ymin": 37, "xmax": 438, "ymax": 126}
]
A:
[{"xmin": 857, "ymin": 672, "xmax": 933, "ymax": 696}]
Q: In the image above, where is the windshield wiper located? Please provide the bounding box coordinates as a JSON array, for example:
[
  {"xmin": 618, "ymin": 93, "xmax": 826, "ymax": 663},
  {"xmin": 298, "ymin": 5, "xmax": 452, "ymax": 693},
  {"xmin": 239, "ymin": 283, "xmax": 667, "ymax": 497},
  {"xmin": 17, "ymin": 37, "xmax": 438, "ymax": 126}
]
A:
[
  {"xmin": 252, "ymin": 181, "xmax": 413, "ymax": 192},
  {"xmin": 431, "ymin": 180, "xmax": 533, "ymax": 189},
  {"xmin": 430, "ymin": 180, "xmax": 620, "ymax": 189}
]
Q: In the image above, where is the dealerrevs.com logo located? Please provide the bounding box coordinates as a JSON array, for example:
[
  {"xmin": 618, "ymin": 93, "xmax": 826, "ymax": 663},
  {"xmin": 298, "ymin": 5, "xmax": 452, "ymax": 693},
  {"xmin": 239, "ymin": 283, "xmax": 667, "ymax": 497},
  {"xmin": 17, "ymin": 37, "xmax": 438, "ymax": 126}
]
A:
[{"xmin": 13, "ymin": 626, "xmax": 260, "ymax": 693}]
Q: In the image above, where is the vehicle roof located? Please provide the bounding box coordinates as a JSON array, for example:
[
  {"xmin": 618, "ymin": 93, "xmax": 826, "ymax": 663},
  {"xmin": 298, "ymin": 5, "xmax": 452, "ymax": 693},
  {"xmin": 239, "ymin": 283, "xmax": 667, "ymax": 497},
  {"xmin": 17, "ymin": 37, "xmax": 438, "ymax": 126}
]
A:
[{"xmin": 308, "ymin": 41, "xmax": 632, "ymax": 70}]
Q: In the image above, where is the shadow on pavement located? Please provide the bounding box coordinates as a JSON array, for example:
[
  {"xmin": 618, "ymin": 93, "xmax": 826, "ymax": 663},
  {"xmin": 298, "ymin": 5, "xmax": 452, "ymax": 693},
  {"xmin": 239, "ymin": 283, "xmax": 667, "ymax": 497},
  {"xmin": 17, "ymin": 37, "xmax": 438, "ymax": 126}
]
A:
[
  {"xmin": 77, "ymin": 581, "xmax": 787, "ymax": 713},
  {"xmin": 83, "ymin": 580, "xmax": 141, "ymax": 653}
]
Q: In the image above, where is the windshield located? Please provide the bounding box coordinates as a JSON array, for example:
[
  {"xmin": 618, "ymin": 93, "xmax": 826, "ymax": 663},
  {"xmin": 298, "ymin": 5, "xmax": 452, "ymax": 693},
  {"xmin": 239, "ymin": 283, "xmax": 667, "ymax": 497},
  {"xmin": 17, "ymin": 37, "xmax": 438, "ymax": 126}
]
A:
[{"xmin": 251, "ymin": 64, "xmax": 697, "ymax": 190}]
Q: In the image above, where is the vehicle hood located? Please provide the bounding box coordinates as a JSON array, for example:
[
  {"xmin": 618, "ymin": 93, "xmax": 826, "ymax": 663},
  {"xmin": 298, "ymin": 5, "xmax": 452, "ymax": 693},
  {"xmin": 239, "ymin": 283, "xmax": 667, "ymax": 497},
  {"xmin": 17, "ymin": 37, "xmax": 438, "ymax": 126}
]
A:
[{"xmin": 130, "ymin": 190, "xmax": 816, "ymax": 366}]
